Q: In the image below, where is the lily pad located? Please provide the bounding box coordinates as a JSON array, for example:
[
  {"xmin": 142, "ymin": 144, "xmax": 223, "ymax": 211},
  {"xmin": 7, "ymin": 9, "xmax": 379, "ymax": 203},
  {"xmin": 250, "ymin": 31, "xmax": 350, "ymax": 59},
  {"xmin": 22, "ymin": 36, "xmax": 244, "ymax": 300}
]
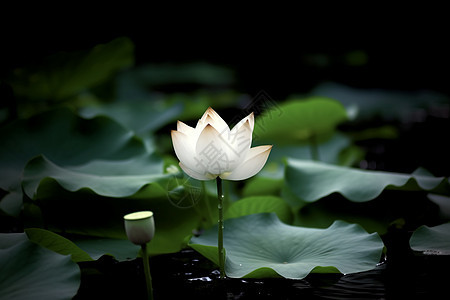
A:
[
  {"xmin": 189, "ymin": 213, "xmax": 384, "ymax": 279},
  {"xmin": 0, "ymin": 233, "xmax": 80, "ymax": 300},
  {"xmin": 285, "ymin": 159, "xmax": 449, "ymax": 203},
  {"xmin": 410, "ymin": 223, "xmax": 450, "ymax": 255},
  {"xmin": 253, "ymin": 97, "xmax": 348, "ymax": 144}
]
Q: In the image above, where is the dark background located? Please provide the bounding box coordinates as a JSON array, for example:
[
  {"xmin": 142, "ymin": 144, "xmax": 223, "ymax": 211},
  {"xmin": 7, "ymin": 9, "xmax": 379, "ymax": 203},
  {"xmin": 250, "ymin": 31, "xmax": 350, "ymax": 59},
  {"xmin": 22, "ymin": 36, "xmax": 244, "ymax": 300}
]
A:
[{"xmin": 2, "ymin": 19, "xmax": 450, "ymax": 101}]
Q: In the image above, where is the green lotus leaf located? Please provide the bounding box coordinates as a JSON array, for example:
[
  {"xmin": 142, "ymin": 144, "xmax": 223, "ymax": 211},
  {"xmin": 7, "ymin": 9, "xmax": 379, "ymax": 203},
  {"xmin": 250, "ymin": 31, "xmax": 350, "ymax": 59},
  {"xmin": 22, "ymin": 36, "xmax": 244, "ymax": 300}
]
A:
[
  {"xmin": 410, "ymin": 223, "xmax": 450, "ymax": 255},
  {"xmin": 189, "ymin": 213, "xmax": 384, "ymax": 279},
  {"xmin": 24, "ymin": 174, "xmax": 207, "ymax": 256},
  {"xmin": 25, "ymin": 228, "xmax": 93, "ymax": 262},
  {"xmin": 70, "ymin": 236, "xmax": 140, "ymax": 261},
  {"xmin": 79, "ymin": 101, "xmax": 183, "ymax": 134},
  {"xmin": 115, "ymin": 62, "xmax": 235, "ymax": 100},
  {"xmin": 253, "ymin": 97, "xmax": 348, "ymax": 144},
  {"xmin": 311, "ymin": 82, "xmax": 450, "ymax": 121},
  {"xmin": 0, "ymin": 108, "xmax": 147, "ymax": 215},
  {"xmin": 22, "ymin": 154, "xmax": 168, "ymax": 199},
  {"xmin": 242, "ymin": 176, "xmax": 284, "ymax": 198},
  {"xmin": 224, "ymin": 196, "xmax": 293, "ymax": 224},
  {"xmin": 428, "ymin": 194, "xmax": 450, "ymax": 219},
  {"xmin": 285, "ymin": 158, "xmax": 449, "ymax": 203},
  {"xmin": 8, "ymin": 37, "xmax": 134, "ymax": 102},
  {"xmin": 0, "ymin": 233, "xmax": 80, "ymax": 300},
  {"xmin": 25, "ymin": 228, "xmax": 139, "ymax": 263},
  {"xmin": 266, "ymin": 133, "xmax": 358, "ymax": 165}
]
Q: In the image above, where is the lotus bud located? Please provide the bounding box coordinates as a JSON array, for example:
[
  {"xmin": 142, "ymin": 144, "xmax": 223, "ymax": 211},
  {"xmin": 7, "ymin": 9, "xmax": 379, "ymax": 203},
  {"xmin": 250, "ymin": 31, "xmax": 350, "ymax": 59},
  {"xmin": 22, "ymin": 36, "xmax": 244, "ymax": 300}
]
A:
[{"xmin": 124, "ymin": 211, "xmax": 155, "ymax": 245}]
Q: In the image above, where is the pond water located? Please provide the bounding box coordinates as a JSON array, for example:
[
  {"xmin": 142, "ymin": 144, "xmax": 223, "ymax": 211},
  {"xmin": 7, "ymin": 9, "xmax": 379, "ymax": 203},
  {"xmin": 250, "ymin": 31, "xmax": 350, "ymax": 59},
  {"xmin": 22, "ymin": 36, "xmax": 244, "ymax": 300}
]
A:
[{"xmin": 75, "ymin": 241, "xmax": 450, "ymax": 300}]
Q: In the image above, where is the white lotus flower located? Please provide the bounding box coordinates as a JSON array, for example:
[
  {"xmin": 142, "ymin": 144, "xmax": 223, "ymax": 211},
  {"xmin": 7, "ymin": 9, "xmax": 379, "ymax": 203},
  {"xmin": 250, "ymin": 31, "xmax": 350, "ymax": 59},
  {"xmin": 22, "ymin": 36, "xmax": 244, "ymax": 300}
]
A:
[
  {"xmin": 171, "ymin": 107, "xmax": 272, "ymax": 181},
  {"xmin": 124, "ymin": 211, "xmax": 155, "ymax": 245}
]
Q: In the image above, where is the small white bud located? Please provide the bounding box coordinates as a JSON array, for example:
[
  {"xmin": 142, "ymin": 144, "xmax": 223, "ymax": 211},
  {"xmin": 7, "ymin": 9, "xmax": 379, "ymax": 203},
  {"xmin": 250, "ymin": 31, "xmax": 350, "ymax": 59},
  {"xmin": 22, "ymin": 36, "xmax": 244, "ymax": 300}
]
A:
[{"xmin": 124, "ymin": 211, "xmax": 155, "ymax": 245}]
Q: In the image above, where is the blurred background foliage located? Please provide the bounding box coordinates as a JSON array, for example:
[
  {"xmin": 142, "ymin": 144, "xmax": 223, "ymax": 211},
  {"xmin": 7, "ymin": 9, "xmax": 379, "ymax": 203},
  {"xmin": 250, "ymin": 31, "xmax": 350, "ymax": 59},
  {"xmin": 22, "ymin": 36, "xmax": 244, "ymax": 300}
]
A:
[
  {"xmin": 1, "ymin": 19, "xmax": 450, "ymax": 296},
  {"xmin": 1, "ymin": 28, "xmax": 449, "ymax": 260}
]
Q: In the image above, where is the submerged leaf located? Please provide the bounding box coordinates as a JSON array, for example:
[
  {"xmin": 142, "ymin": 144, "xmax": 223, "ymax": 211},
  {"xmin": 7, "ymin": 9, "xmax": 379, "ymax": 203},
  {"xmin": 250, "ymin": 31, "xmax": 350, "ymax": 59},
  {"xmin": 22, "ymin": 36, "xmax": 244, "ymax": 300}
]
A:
[{"xmin": 189, "ymin": 213, "xmax": 384, "ymax": 279}]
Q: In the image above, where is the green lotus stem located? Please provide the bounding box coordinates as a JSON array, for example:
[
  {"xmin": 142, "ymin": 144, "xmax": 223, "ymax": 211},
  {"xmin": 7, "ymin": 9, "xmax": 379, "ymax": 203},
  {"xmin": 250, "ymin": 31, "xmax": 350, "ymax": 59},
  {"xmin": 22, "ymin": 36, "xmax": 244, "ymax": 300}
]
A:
[
  {"xmin": 141, "ymin": 243, "xmax": 154, "ymax": 300},
  {"xmin": 216, "ymin": 177, "xmax": 225, "ymax": 279}
]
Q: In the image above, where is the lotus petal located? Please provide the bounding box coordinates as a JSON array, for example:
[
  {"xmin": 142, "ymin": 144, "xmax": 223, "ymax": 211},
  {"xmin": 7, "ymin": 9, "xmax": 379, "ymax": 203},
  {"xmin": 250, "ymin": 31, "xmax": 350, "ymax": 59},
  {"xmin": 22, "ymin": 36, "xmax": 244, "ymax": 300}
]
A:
[{"xmin": 223, "ymin": 145, "xmax": 272, "ymax": 180}]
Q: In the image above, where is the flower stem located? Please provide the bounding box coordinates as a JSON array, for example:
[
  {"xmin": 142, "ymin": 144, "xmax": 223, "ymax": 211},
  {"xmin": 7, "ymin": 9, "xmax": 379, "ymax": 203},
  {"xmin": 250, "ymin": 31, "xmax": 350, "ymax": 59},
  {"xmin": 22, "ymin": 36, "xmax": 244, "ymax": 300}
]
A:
[
  {"xmin": 141, "ymin": 243, "xmax": 154, "ymax": 300},
  {"xmin": 216, "ymin": 177, "xmax": 225, "ymax": 279}
]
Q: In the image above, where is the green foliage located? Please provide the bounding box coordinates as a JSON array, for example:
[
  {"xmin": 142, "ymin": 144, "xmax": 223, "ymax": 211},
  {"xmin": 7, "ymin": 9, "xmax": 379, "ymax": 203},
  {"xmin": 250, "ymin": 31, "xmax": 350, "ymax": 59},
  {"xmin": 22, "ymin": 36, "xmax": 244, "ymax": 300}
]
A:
[
  {"xmin": 285, "ymin": 158, "xmax": 450, "ymax": 203},
  {"xmin": 8, "ymin": 37, "xmax": 134, "ymax": 102},
  {"xmin": 410, "ymin": 223, "xmax": 450, "ymax": 254},
  {"xmin": 253, "ymin": 97, "xmax": 348, "ymax": 144},
  {"xmin": 189, "ymin": 213, "xmax": 384, "ymax": 279},
  {"xmin": 0, "ymin": 233, "xmax": 80, "ymax": 300},
  {"xmin": 1, "ymin": 36, "xmax": 448, "ymax": 283},
  {"xmin": 79, "ymin": 101, "xmax": 183, "ymax": 134},
  {"xmin": 225, "ymin": 196, "xmax": 293, "ymax": 224},
  {"xmin": 25, "ymin": 228, "xmax": 93, "ymax": 262},
  {"xmin": 22, "ymin": 154, "xmax": 169, "ymax": 199},
  {"xmin": 311, "ymin": 82, "xmax": 450, "ymax": 121},
  {"xmin": 0, "ymin": 108, "xmax": 147, "ymax": 216}
]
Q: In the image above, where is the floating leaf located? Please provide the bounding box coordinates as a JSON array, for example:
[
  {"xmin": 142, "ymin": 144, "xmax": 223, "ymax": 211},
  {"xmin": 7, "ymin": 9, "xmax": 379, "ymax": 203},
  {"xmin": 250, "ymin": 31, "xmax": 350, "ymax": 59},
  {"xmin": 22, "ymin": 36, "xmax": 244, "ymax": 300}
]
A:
[
  {"xmin": 189, "ymin": 213, "xmax": 384, "ymax": 279},
  {"xmin": 253, "ymin": 98, "xmax": 348, "ymax": 144},
  {"xmin": 285, "ymin": 159, "xmax": 449, "ymax": 203},
  {"xmin": 0, "ymin": 233, "xmax": 80, "ymax": 300},
  {"xmin": 410, "ymin": 223, "xmax": 450, "ymax": 255}
]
